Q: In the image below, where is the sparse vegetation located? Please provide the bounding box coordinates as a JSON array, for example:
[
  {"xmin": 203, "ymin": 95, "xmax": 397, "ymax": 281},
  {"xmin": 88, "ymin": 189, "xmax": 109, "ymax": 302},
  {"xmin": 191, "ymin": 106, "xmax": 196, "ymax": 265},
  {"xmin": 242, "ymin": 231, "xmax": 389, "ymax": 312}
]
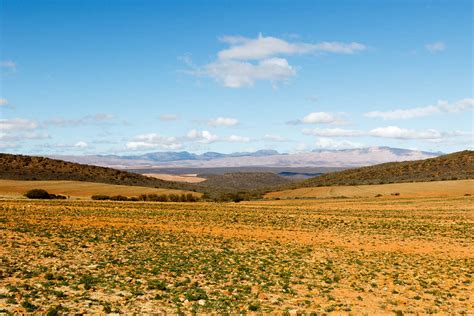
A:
[
  {"xmin": 91, "ymin": 193, "xmax": 199, "ymax": 202},
  {"xmin": 0, "ymin": 197, "xmax": 472, "ymax": 314}
]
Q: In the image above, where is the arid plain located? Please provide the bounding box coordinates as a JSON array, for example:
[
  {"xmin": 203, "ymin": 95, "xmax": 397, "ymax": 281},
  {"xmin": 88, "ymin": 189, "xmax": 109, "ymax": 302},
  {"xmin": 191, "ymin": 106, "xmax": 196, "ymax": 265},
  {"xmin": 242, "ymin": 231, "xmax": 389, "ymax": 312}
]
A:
[{"xmin": 1, "ymin": 194, "xmax": 472, "ymax": 314}]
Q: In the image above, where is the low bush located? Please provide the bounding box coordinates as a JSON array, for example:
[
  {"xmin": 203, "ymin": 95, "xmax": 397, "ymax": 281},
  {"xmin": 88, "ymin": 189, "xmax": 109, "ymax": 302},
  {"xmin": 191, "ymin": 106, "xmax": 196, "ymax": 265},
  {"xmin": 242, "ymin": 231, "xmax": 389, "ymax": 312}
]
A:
[
  {"xmin": 25, "ymin": 189, "xmax": 66, "ymax": 200},
  {"xmin": 90, "ymin": 193, "xmax": 199, "ymax": 202},
  {"xmin": 91, "ymin": 195, "xmax": 110, "ymax": 200}
]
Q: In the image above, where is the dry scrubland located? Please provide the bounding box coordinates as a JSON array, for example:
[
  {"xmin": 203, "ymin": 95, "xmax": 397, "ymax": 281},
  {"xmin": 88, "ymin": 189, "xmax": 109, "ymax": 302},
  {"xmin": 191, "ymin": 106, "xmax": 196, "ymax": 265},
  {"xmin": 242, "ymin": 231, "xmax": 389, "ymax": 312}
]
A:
[
  {"xmin": 0, "ymin": 180, "xmax": 200, "ymax": 199},
  {"xmin": 0, "ymin": 197, "xmax": 473, "ymax": 314},
  {"xmin": 266, "ymin": 179, "xmax": 474, "ymax": 199}
]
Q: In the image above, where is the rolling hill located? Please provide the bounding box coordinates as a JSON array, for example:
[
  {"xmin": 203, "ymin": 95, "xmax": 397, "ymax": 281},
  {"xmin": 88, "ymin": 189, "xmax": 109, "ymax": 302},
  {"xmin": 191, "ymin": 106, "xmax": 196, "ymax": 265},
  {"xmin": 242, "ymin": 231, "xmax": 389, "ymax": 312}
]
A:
[
  {"xmin": 0, "ymin": 179, "xmax": 200, "ymax": 199},
  {"xmin": 197, "ymin": 172, "xmax": 293, "ymax": 191},
  {"xmin": 281, "ymin": 150, "xmax": 473, "ymax": 189},
  {"xmin": 0, "ymin": 153, "xmax": 196, "ymax": 191}
]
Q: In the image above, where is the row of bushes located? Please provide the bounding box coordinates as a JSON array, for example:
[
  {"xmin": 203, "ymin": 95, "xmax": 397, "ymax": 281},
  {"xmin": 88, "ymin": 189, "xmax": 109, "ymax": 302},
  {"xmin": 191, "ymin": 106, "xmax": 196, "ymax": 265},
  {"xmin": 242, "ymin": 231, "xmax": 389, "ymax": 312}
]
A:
[
  {"xmin": 24, "ymin": 189, "xmax": 67, "ymax": 200},
  {"xmin": 91, "ymin": 193, "xmax": 199, "ymax": 202}
]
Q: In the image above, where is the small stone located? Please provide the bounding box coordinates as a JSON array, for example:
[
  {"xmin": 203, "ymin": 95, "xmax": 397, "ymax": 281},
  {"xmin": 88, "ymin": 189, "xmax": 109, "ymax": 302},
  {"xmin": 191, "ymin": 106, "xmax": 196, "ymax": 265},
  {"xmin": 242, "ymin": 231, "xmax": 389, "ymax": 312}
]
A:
[{"xmin": 198, "ymin": 299, "xmax": 206, "ymax": 306}]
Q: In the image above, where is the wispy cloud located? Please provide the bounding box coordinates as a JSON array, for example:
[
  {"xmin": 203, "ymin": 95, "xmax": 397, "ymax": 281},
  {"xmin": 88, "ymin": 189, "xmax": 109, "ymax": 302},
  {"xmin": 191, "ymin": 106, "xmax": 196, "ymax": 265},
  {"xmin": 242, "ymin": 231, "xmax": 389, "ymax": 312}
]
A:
[
  {"xmin": 218, "ymin": 34, "xmax": 366, "ymax": 60},
  {"xmin": 0, "ymin": 118, "xmax": 39, "ymax": 131},
  {"xmin": 126, "ymin": 133, "xmax": 182, "ymax": 150},
  {"xmin": 425, "ymin": 41, "xmax": 446, "ymax": 53},
  {"xmin": 263, "ymin": 134, "xmax": 290, "ymax": 142},
  {"xmin": 0, "ymin": 60, "xmax": 17, "ymax": 76},
  {"xmin": 289, "ymin": 112, "xmax": 346, "ymax": 125},
  {"xmin": 314, "ymin": 138, "xmax": 363, "ymax": 149},
  {"xmin": 303, "ymin": 128, "xmax": 364, "ymax": 137},
  {"xmin": 208, "ymin": 117, "xmax": 239, "ymax": 127},
  {"xmin": 227, "ymin": 135, "xmax": 250, "ymax": 143},
  {"xmin": 302, "ymin": 125, "xmax": 472, "ymax": 143},
  {"xmin": 159, "ymin": 114, "xmax": 179, "ymax": 121},
  {"xmin": 364, "ymin": 98, "xmax": 474, "ymax": 120},
  {"xmin": 45, "ymin": 113, "xmax": 118, "ymax": 127},
  {"xmin": 369, "ymin": 126, "xmax": 442, "ymax": 140}
]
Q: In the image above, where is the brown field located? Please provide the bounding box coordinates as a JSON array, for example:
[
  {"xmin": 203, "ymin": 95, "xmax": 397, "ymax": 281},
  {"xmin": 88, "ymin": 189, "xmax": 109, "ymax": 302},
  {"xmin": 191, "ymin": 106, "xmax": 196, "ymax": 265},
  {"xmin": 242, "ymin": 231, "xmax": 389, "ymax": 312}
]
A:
[
  {"xmin": 265, "ymin": 179, "xmax": 474, "ymax": 199},
  {"xmin": 0, "ymin": 180, "xmax": 201, "ymax": 199},
  {"xmin": 143, "ymin": 173, "xmax": 207, "ymax": 183},
  {"xmin": 0, "ymin": 196, "xmax": 472, "ymax": 314}
]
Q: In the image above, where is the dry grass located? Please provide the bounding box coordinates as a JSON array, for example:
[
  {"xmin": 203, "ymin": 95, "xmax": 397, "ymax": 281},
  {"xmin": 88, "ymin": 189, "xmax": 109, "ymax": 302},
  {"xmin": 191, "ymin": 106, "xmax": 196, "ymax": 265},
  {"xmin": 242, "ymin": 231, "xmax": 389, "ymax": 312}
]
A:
[
  {"xmin": 143, "ymin": 173, "xmax": 207, "ymax": 183},
  {"xmin": 0, "ymin": 196, "xmax": 472, "ymax": 314},
  {"xmin": 0, "ymin": 179, "xmax": 201, "ymax": 199},
  {"xmin": 265, "ymin": 179, "xmax": 474, "ymax": 199}
]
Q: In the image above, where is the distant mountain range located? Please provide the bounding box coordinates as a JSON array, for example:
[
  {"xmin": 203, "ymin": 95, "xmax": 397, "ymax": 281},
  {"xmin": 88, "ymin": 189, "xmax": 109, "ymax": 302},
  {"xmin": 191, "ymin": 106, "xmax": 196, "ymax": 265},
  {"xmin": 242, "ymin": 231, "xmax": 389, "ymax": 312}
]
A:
[{"xmin": 51, "ymin": 147, "xmax": 442, "ymax": 169}]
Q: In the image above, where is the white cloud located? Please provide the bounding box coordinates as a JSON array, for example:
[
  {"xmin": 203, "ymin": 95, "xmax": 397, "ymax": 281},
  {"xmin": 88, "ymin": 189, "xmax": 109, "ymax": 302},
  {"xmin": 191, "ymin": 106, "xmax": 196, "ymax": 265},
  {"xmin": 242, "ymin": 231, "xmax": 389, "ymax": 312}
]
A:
[
  {"xmin": 302, "ymin": 112, "xmax": 338, "ymax": 124},
  {"xmin": 0, "ymin": 98, "xmax": 8, "ymax": 106},
  {"xmin": 437, "ymin": 98, "xmax": 474, "ymax": 113},
  {"xmin": 227, "ymin": 135, "xmax": 250, "ymax": 143},
  {"xmin": 198, "ymin": 58, "xmax": 295, "ymax": 88},
  {"xmin": 186, "ymin": 129, "xmax": 219, "ymax": 144},
  {"xmin": 302, "ymin": 128, "xmax": 364, "ymax": 137},
  {"xmin": 0, "ymin": 118, "xmax": 38, "ymax": 131},
  {"xmin": 218, "ymin": 34, "xmax": 366, "ymax": 60},
  {"xmin": 159, "ymin": 114, "xmax": 179, "ymax": 121},
  {"xmin": 190, "ymin": 34, "xmax": 366, "ymax": 88},
  {"xmin": 364, "ymin": 98, "xmax": 474, "ymax": 120},
  {"xmin": 315, "ymin": 138, "xmax": 363, "ymax": 149},
  {"xmin": 425, "ymin": 41, "xmax": 446, "ymax": 53},
  {"xmin": 126, "ymin": 133, "xmax": 181, "ymax": 150},
  {"xmin": 0, "ymin": 60, "xmax": 16, "ymax": 69},
  {"xmin": 74, "ymin": 141, "xmax": 89, "ymax": 148},
  {"xmin": 369, "ymin": 126, "xmax": 443, "ymax": 140},
  {"xmin": 208, "ymin": 117, "xmax": 239, "ymax": 126},
  {"xmin": 46, "ymin": 113, "xmax": 117, "ymax": 127},
  {"xmin": 263, "ymin": 134, "xmax": 289, "ymax": 142},
  {"xmin": 0, "ymin": 131, "xmax": 50, "ymax": 142}
]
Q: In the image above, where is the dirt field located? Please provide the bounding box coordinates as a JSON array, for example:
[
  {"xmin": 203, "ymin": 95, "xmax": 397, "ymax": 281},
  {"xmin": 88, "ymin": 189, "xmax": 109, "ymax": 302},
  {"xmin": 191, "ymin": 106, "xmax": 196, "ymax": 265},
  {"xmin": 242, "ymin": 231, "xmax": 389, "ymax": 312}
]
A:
[
  {"xmin": 142, "ymin": 173, "xmax": 207, "ymax": 183},
  {"xmin": 265, "ymin": 179, "xmax": 474, "ymax": 199},
  {"xmin": 0, "ymin": 196, "xmax": 472, "ymax": 314},
  {"xmin": 0, "ymin": 180, "xmax": 200, "ymax": 199}
]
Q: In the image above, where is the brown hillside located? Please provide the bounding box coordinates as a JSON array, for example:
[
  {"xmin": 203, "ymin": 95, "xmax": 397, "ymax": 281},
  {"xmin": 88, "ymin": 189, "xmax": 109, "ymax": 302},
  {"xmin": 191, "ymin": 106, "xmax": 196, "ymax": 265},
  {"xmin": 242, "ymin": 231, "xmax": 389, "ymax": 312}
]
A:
[
  {"xmin": 286, "ymin": 150, "xmax": 474, "ymax": 188},
  {"xmin": 0, "ymin": 153, "xmax": 196, "ymax": 191},
  {"xmin": 198, "ymin": 172, "xmax": 292, "ymax": 190}
]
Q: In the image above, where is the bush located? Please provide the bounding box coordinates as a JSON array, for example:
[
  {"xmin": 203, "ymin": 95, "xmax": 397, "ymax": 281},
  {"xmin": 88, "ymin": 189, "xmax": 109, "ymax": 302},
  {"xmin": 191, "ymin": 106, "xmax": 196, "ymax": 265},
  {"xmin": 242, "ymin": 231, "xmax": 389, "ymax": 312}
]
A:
[
  {"xmin": 90, "ymin": 193, "xmax": 199, "ymax": 202},
  {"xmin": 24, "ymin": 189, "xmax": 66, "ymax": 200},
  {"xmin": 91, "ymin": 195, "xmax": 110, "ymax": 200},
  {"xmin": 25, "ymin": 189, "xmax": 51, "ymax": 199}
]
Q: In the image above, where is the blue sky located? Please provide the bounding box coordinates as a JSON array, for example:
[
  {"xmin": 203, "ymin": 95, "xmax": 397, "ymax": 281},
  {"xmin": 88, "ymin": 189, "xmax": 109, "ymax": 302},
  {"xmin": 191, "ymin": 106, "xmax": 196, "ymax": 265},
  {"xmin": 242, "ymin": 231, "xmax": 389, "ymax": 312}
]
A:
[{"xmin": 1, "ymin": 0, "xmax": 472, "ymax": 155}]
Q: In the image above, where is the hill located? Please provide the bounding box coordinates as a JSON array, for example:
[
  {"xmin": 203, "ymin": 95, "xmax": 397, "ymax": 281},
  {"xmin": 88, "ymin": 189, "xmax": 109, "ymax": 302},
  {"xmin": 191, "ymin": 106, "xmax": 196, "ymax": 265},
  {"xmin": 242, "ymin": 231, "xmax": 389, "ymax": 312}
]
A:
[
  {"xmin": 265, "ymin": 180, "xmax": 474, "ymax": 199},
  {"xmin": 198, "ymin": 172, "xmax": 293, "ymax": 191},
  {"xmin": 0, "ymin": 180, "xmax": 200, "ymax": 199},
  {"xmin": 0, "ymin": 153, "xmax": 196, "ymax": 191},
  {"xmin": 283, "ymin": 150, "xmax": 473, "ymax": 189}
]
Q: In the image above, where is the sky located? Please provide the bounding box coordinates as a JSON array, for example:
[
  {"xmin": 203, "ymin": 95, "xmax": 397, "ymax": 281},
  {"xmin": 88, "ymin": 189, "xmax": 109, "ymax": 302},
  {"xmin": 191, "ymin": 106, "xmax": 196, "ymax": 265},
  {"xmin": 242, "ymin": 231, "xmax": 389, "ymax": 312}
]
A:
[{"xmin": 0, "ymin": 0, "xmax": 473, "ymax": 155}]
